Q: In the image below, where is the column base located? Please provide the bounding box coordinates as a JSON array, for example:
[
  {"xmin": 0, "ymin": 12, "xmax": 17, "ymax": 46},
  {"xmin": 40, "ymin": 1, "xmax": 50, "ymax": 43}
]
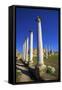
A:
[
  {"xmin": 28, "ymin": 61, "xmax": 33, "ymax": 66},
  {"xmin": 25, "ymin": 61, "xmax": 28, "ymax": 64},
  {"xmin": 24, "ymin": 61, "xmax": 29, "ymax": 66},
  {"xmin": 35, "ymin": 64, "xmax": 56, "ymax": 80},
  {"xmin": 35, "ymin": 64, "xmax": 47, "ymax": 80}
]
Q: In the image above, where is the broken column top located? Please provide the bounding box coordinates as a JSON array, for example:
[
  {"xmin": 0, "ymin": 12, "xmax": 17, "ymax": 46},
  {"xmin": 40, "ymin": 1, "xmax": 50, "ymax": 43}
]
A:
[
  {"xmin": 29, "ymin": 30, "xmax": 33, "ymax": 33},
  {"xmin": 37, "ymin": 16, "xmax": 41, "ymax": 22}
]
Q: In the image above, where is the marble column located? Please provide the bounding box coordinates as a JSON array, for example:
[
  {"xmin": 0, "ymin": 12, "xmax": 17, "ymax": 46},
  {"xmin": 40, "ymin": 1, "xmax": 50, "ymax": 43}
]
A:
[
  {"xmin": 49, "ymin": 45, "xmax": 51, "ymax": 56},
  {"xmin": 37, "ymin": 16, "xmax": 44, "ymax": 65},
  {"xmin": 46, "ymin": 48, "xmax": 48, "ymax": 59},
  {"xmin": 29, "ymin": 31, "xmax": 33, "ymax": 64},
  {"xmin": 35, "ymin": 17, "xmax": 46, "ymax": 80},
  {"xmin": 23, "ymin": 40, "xmax": 26, "ymax": 62},
  {"xmin": 25, "ymin": 37, "xmax": 29, "ymax": 63},
  {"xmin": 22, "ymin": 43, "xmax": 25, "ymax": 61}
]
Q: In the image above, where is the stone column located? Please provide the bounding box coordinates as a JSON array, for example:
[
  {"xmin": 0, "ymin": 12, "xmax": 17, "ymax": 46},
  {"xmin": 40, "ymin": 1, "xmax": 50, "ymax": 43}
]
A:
[
  {"xmin": 46, "ymin": 47, "xmax": 48, "ymax": 59},
  {"xmin": 25, "ymin": 37, "xmax": 29, "ymax": 63},
  {"xmin": 37, "ymin": 16, "xmax": 44, "ymax": 65},
  {"xmin": 23, "ymin": 40, "xmax": 26, "ymax": 62},
  {"xmin": 22, "ymin": 43, "xmax": 25, "ymax": 61},
  {"xmin": 23, "ymin": 41, "xmax": 26, "ymax": 61},
  {"xmin": 35, "ymin": 16, "xmax": 46, "ymax": 80},
  {"xmin": 49, "ymin": 45, "xmax": 51, "ymax": 55},
  {"xmin": 29, "ymin": 31, "xmax": 33, "ymax": 64}
]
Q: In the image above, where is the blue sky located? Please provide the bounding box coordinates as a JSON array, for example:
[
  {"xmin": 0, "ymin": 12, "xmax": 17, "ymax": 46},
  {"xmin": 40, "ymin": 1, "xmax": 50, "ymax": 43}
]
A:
[{"xmin": 16, "ymin": 7, "xmax": 59, "ymax": 53}]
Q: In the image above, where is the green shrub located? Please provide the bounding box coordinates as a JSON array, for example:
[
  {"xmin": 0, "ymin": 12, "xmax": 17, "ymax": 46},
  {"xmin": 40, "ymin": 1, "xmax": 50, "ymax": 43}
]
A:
[
  {"xmin": 47, "ymin": 66, "xmax": 55, "ymax": 75},
  {"xmin": 16, "ymin": 70, "xmax": 22, "ymax": 77}
]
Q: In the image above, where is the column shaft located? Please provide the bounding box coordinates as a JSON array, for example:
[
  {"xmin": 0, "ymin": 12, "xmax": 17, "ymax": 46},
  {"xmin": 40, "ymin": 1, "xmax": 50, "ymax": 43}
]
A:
[
  {"xmin": 26, "ymin": 37, "xmax": 29, "ymax": 62},
  {"xmin": 30, "ymin": 32, "xmax": 33, "ymax": 63},
  {"xmin": 37, "ymin": 17, "xmax": 44, "ymax": 65},
  {"xmin": 23, "ymin": 42, "xmax": 25, "ymax": 61}
]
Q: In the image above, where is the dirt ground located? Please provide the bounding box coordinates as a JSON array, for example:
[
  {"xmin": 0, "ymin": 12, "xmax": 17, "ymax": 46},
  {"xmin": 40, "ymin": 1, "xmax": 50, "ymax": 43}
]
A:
[{"xmin": 16, "ymin": 54, "xmax": 59, "ymax": 82}]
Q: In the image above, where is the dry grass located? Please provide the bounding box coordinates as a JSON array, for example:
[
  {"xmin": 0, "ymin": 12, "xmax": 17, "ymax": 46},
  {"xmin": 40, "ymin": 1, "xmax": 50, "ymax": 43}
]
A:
[{"xmin": 33, "ymin": 54, "xmax": 59, "ymax": 80}]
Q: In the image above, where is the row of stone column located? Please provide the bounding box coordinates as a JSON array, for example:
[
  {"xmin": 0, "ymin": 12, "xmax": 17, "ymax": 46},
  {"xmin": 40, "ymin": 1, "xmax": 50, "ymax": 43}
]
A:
[
  {"xmin": 22, "ymin": 16, "xmax": 47, "ymax": 66},
  {"xmin": 23, "ymin": 31, "xmax": 33, "ymax": 64}
]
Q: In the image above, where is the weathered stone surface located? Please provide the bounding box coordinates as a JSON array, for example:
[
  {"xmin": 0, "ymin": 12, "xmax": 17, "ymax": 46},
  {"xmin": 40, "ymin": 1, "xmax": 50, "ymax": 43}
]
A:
[
  {"xmin": 29, "ymin": 62, "xmax": 34, "ymax": 67},
  {"xmin": 35, "ymin": 64, "xmax": 47, "ymax": 80},
  {"xmin": 36, "ymin": 64, "xmax": 47, "ymax": 72}
]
